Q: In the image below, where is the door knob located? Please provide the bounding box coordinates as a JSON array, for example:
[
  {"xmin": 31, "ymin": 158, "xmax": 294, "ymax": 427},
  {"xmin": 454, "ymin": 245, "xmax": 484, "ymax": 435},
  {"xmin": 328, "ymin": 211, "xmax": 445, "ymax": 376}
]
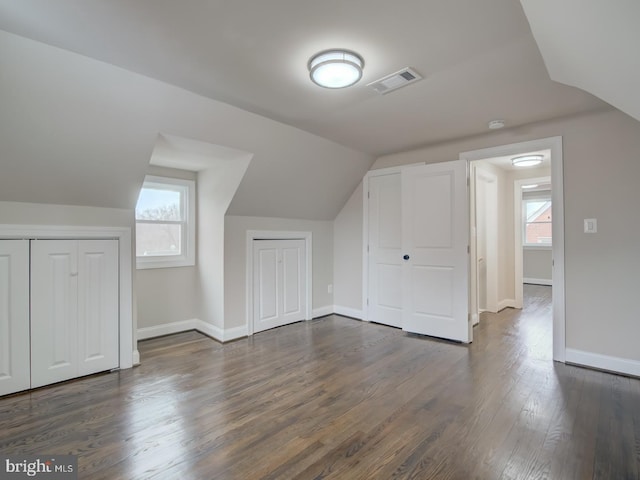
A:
[{"xmin": 403, "ymin": 254, "xmax": 410, "ymax": 261}]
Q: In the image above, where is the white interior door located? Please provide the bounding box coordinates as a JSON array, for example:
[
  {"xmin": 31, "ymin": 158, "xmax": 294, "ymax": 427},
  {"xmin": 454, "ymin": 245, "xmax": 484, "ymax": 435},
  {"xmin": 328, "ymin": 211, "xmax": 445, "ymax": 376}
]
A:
[
  {"xmin": 31, "ymin": 240, "xmax": 79, "ymax": 388},
  {"xmin": 253, "ymin": 239, "xmax": 306, "ymax": 333},
  {"xmin": 31, "ymin": 239, "xmax": 119, "ymax": 388},
  {"xmin": 401, "ymin": 160, "xmax": 470, "ymax": 342},
  {"xmin": 367, "ymin": 173, "xmax": 403, "ymax": 328},
  {"xmin": 0, "ymin": 240, "xmax": 30, "ymax": 396},
  {"xmin": 77, "ymin": 240, "xmax": 119, "ymax": 376}
]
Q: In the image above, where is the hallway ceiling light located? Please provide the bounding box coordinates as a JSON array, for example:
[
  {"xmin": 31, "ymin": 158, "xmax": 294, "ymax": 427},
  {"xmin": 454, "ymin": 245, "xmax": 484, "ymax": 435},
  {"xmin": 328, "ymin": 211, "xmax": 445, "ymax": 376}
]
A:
[
  {"xmin": 521, "ymin": 184, "xmax": 539, "ymax": 189},
  {"xmin": 308, "ymin": 50, "xmax": 364, "ymax": 89},
  {"xmin": 488, "ymin": 119, "xmax": 505, "ymax": 129},
  {"xmin": 512, "ymin": 154, "xmax": 543, "ymax": 167}
]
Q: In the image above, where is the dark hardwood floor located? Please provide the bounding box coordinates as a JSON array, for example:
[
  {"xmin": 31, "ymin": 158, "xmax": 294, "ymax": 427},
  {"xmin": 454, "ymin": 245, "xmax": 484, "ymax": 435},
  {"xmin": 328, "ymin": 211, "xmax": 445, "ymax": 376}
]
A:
[{"xmin": 1, "ymin": 285, "xmax": 639, "ymax": 479}]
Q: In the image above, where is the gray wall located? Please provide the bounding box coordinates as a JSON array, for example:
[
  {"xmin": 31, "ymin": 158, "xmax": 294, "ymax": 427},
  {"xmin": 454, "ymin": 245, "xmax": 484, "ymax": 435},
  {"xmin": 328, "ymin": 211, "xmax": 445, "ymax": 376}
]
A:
[
  {"xmin": 224, "ymin": 216, "xmax": 334, "ymax": 330},
  {"xmin": 523, "ymin": 248, "xmax": 552, "ymax": 283},
  {"xmin": 334, "ymin": 108, "xmax": 640, "ymax": 362}
]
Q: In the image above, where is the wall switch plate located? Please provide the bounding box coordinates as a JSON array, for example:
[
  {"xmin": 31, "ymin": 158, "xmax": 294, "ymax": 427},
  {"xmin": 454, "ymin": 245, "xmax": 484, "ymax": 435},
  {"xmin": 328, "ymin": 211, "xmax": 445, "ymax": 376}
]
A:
[{"xmin": 584, "ymin": 218, "xmax": 597, "ymax": 233}]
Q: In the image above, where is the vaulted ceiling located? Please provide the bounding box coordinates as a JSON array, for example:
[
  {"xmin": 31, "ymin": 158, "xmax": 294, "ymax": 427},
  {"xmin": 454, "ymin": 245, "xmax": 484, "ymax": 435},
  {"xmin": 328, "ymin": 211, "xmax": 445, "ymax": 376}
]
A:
[
  {"xmin": 0, "ymin": 0, "xmax": 608, "ymax": 156},
  {"xmin": 0, "ymin": 0, "xmax": 632, "ymax": 219}
]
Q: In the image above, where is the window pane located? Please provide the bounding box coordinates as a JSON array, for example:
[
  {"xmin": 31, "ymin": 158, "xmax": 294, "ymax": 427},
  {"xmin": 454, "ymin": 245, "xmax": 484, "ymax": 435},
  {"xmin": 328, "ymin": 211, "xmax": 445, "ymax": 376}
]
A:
[
  {"xmin": 136, "ymin": 222, "xmax": 182, "ymax": 256},
  {"xmin": 136, "ymin": 188, "xmax": 182, "ymax": 221},
  {"xmin": 525, "ymin": 222, "xmax": 552, "ymax": 244}
]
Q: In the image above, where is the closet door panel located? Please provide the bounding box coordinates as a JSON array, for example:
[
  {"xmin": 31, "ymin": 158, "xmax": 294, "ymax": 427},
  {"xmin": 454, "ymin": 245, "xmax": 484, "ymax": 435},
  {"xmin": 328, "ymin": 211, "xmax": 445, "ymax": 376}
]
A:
[
  {"xmin": 77, "ymin": 240, "xmax": 119, "ymax": 375},
  {"xmin": 31, "ymin": 240, "xmax": 79, "ymax": 388},
  {"xmin": 0, "ymin": 240, "xmax": 30, "ymax": 396}
]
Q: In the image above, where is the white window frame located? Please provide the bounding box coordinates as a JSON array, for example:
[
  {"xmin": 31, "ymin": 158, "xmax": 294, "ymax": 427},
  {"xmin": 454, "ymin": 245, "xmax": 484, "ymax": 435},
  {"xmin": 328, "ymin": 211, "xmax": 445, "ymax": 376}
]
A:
[
  {"xmin": 136, "ymin": 175, "xmax": 196, "ymax": 269},
  {"xmin": 523, "ymin": 191, "xmax": 552, "ymax": 248}
]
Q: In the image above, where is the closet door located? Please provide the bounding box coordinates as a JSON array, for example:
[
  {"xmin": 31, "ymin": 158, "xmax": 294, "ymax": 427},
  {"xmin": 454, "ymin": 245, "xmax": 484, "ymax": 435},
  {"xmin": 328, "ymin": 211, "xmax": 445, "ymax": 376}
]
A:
[
  {"xmin": 0, "ymin": 240, "xmax": 30, "ymax": 396},
  {"xmin": 253, "ymin": 239, "xmax": 306, "ymax": 333},
  {"xmin": 77, "ymin": 240, "xmax": 119, "ymax": 376},
  {"xmin": 31, "ymin": 240, "xmax": 79, "ymax": 388},
  {"xmin": 367, "ymin": 173, "xmax": 403, "ymax": 328},
  {"xmin": 401, "ymin": 160, "xmax": 470, "ymax": 342},
  {"xmin": 31, "ymin": 239, "xmax": 119, "ymax": 388}
]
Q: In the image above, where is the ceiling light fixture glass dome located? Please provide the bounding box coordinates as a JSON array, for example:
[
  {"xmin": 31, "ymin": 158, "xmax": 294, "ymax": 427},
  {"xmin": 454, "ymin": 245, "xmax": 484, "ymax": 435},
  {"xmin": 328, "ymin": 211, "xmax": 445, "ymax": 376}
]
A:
[
  {"xmin": 308, "ymin": 49, "xmax": 364, "ymax": 89},
  {"xmin": 512, "ymin": 154, "xmax": 543, "ymax": 168}
]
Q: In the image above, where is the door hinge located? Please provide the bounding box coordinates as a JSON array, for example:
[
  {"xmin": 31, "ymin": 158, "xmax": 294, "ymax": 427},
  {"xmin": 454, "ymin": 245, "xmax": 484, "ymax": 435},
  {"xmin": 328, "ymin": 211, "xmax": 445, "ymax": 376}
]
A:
[
  {"xmin": 367, "ymin": 245, "xmax": 370, "ymax": 253},
  {"xmin": 368, "ymin": 191, "xmax": 370, "ymax": 199},
  {"xmin": 367, "ymin": 298, "xmax": 369, "ymax": 305},
  {"xmin": 467, "ymin": 245, "xmax": 470, "ymax": 254}
]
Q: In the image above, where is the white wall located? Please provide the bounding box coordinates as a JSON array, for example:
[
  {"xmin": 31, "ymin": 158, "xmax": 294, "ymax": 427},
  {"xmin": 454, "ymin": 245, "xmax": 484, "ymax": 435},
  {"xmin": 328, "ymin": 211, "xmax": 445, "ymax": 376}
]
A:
[
  {"xmin": 225, "ymin": 216, "xmax": 334, "ymax": 330},
  {"xmin": 524, "ymin": 249, "xmax": 552, "ymax": 282},
  {"xmin": 198, "ymin": 159, "xmax": 251, "ymax": 331},
  {"xmin": 334, "ymin": 108, "xmax": 640, "ymax": 364},
  {"xmin": 333, "ymin": 182, "xmax": 364, "ymax": 315}
]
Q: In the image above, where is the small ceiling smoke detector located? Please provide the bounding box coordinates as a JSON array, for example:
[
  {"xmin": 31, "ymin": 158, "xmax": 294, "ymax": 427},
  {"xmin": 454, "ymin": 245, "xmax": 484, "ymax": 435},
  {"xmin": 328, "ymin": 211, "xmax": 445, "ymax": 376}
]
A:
[
  {"xmin": 488, "ymin": 120, "xmax": 505, "ymax": 130},
  {"xmin": 367, "ymin": 67, "xmax": 422, "ymax": 95},
  {"xmin": 512, "ymin": 155, "xmax": 543, "ymax": 167}
]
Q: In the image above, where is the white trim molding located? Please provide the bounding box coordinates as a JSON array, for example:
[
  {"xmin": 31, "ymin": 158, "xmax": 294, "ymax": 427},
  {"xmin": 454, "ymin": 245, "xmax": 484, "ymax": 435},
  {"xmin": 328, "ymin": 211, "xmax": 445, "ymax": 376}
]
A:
[
  {"xmin": 523, "ymin": 278, "xmax": 553, "ymax": 286},
  {"xmin": 497, "ymin": 299, "xmax": 517, "ymax": 311},
  {"xmin": 566, "ymin": 349, "xmax": 640, "ymax": 378},
  {"xmin": 312, "ymin": 306, "xmax": 333, "ymax": 318},
  {"xmin": 334, "ymin": 305, "xmax": 364, "ymax": 320},
  {"xmin": 137, "ymin": 318, "xmax": 247, "ymax": 343},
  {"xmin": 0, "ymin": 223, "xmax": 134, "ymax": 370}
]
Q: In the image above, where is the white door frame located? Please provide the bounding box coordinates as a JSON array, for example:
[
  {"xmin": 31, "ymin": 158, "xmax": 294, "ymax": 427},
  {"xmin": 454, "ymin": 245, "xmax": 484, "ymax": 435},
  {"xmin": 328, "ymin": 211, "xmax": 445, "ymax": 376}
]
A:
[
  {"xmin": 0, "ymin": 224, "xmax": 135, "ymax": 368},
  {"xmin": 473, "ymin": 166, "xmax": 499, "ymax": 314},
  {"xmin": 460, "ymin": 136, "xmax": 565, "ymax": 362},
  {"xmin": 246, "ymin": 230, "xmax": 312, "ymax": 335}
]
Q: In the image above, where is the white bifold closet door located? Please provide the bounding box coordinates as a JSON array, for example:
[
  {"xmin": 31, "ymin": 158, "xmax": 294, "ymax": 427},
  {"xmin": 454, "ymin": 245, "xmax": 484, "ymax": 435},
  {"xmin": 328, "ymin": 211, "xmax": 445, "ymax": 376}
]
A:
[
  {"xmin": 253, "ymin": 239, "xmax": 306, "ymax": 333},
  {"xmin": 0, "ymin": 240, "xmax": 30, "ymax": 396},
  {"xmin": 31, "ymin": 239, "xmax": 119, "ymax": 388}
]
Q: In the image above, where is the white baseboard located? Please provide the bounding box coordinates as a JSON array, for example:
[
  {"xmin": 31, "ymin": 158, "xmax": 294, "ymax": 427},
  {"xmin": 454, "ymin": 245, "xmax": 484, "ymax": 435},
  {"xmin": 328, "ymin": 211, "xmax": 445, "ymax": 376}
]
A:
[
  {"xmin": 498, "ymin": 299, "xmax": 517, "ymax": 311},
  {"xmin": 333, "ymin": 305, "xmax": 363, "ymax": 320},
  {"xmin": 312, "ymin": 305, "xmax": 333, "ymax": 318},
  {"xmin": 565, "ymin": 348, "xmax": 640, "ymax": 378},
  {"xmin": 132, "ymin": 349, "xmax": 140, "ymax": 366},
  {"xmin": 137, "ymin": 318, "xmax": 247, "ymax": 344},
  {"xmin": 524, "ymin": 277, "xmax": 552, "ymax": 286},
  {"xmin": 471, "ymin": 313, "xmax": 479, "ymax": 326},
  {"xmin": 137, "ymin": 319, "xmax": 197, "ymax": 340}
]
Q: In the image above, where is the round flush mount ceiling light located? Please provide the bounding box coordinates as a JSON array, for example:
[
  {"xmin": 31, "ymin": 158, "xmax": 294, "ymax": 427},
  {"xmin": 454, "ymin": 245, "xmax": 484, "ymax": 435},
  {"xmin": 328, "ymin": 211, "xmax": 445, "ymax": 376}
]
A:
[
  {"xmin": 512, "ymin": 154, "xmax": 543, "ymax": 168},
  {"xmin": 488, "ymin": 119, "xmax": 505, "ymax": 130},
  {"xmin": 521, "ymin": 184, "xmax": 539, "ymax": 189},
  {"xmin": 308, "ymin": 49, "xmax": 364, "ymax": 89}
]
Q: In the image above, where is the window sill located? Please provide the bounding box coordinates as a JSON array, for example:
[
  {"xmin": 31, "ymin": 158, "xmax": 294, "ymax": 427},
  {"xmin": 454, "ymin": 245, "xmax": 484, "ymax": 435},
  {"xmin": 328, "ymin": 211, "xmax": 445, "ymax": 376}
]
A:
[
  {"xmin": 136, "ymin": 256, "xmax": 195, "ymax": 270},
  {"xmin": 523, "ymin": 245, "xmax": 552, "ymax": 251}
]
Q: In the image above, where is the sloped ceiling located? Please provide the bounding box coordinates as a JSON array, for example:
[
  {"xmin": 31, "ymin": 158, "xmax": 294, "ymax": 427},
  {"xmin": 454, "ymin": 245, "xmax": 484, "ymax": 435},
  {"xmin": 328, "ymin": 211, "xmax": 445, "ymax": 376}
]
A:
[
  {"xmin": 0, "ymin": 0, "xmax": 616, "ymax": 219},
  {"xmin": 520, "ymin": 0, "xmax": 640, "ymax": 123},
  {"xmin": 0, "ymin": 0, "xmax": 607, "ymax": 156},
  {"xmin": 0, "ymin": 31, "xmax": 372, "ymax": 220}
]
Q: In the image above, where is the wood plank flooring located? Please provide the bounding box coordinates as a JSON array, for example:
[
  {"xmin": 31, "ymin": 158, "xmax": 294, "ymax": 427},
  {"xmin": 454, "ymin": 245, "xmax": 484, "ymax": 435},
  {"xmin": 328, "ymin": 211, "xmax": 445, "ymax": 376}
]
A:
[{"xmin": 2, "ymin": 285, "xmax": 639, "ymax": 479}]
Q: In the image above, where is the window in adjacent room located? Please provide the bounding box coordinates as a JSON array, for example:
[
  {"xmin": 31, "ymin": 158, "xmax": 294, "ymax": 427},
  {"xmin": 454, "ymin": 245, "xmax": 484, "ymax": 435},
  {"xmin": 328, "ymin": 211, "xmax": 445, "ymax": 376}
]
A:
[
  {"xmin": 523, "ymin": 191, "xmax": 552, "ymax": 246},
  {"xmin": 135, "ymin": 175, "xmax": 195, "ymax": 269}
]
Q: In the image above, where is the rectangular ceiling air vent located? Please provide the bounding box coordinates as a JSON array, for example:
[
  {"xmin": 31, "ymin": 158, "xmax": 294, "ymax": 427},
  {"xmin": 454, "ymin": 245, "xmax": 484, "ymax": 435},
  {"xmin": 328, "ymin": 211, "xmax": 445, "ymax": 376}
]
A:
[{"xmin": 367, "ymin": 67, "xmax": 423, "ymax": 95}]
